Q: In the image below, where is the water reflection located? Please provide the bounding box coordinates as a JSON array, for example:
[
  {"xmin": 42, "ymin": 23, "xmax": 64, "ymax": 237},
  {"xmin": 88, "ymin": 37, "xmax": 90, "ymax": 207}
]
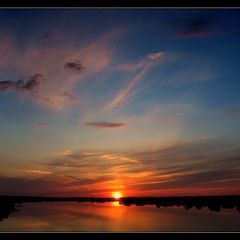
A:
[
  {"xmin": 112, "ymin": 201, "xmax": 121, "ymax": 207},
  {"xmin": 0, "ymin": 201, "xmax": 239, "ymax": 231}
]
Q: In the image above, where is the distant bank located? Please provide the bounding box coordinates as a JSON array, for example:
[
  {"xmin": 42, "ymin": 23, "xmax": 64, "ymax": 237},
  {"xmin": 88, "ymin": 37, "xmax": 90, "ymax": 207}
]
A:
[{"xmin": 0, "ymin": 195, "xmax": 239, "ymax": 212}]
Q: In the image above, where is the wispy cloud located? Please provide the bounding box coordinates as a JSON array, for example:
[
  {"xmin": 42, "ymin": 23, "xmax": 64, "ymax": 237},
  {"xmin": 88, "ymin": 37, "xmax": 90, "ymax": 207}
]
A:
[
  {"xmin": 104, "ymin": 51, "xmax": 165, "ymax": 111},
  {"xmin": 19, "ymin": 169, "xmax": 52, "ymax": 175},
  {"xmin": 85, "ymin": 121, "xmax": 126, "ymax": 128},
  {"xmin": 147, "ymin": 52, "xmax": 165, "ymax": 60},
  {"xmin": 0, "ymin": 30, "xmax": 118, "ymax": 111},
  {"xmin": 3, "ymin": 137, "xmax": 240, "ymax": 196},
  {"xmin": 34, "ymin": 122, "xmax": 47, "ymax": 128},
  {"xmin": 44, "ymin": 149, "xmax": 142, "ymax": 170},
  {"xmin": 55, "ymin": 149, "xmax": 74, "ymax": 156},
  {"xmin": 100, "ymin": 154, "xmax": 141, "ymax": 165}
]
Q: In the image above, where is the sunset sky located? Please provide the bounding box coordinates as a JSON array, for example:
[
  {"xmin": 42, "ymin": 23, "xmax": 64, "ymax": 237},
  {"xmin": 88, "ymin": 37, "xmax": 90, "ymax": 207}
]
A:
[{"xmin": 0, "ymin": 9, "xmax": 240, "ymax": 197}]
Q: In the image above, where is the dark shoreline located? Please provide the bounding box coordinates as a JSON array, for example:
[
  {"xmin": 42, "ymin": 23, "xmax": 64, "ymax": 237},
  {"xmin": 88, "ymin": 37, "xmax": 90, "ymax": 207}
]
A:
[{"xmin": 1, "ymin": 195, "xmax": 240, "ymax": 209}]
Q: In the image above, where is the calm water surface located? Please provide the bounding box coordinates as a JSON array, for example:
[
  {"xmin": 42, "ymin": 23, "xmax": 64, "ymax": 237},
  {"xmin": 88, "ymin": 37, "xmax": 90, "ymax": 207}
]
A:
[{"xmin": 0, "ymin": 202, "xmax": 239, "ymax": 231}]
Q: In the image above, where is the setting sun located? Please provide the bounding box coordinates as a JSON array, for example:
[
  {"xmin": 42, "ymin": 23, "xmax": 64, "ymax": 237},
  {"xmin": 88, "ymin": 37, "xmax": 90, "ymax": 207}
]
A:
[{"xmin": 112, "ymin": 192, "xmax": 122, "ymax": 199}]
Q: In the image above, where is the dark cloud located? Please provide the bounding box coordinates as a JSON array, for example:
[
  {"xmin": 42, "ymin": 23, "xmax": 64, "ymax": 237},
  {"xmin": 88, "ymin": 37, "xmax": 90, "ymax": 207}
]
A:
[
  {"xmin": 64, "ymin": 61, "xmax": 85, "ymax": 73},
  {"xmin": 0, "ymin": 80, "xmax": 22, "ymax": 91},
  {"xmin": 0, "ymin": 74, "xmax": 44, "ymax": 93},
  {"xmin": 24, "ymin": 74, "xmax": 44, "ymax": 91},
  {"xmin": 180, "ymin": 16, "xmax": 212, "ymax": 37},
  {"xmin": 171, "ymin": 16, "xmax": 214, "ymax": 38},
  {"xmin": 85, "ymin": 121, "xmax": 126, "ymax": 128}
]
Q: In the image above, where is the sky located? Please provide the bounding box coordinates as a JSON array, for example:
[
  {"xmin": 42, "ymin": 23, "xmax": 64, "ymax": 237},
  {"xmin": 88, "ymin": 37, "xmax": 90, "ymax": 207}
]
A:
[{"xmin": 0, "ymin": 9, "xmax": 240, "ymax": 197}]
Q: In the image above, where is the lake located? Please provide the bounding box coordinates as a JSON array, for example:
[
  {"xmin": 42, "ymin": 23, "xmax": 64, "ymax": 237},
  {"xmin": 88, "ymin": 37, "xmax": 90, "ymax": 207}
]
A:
[{"xmin": 0, "ymin": 201, "xmax": 239, "ymax": 231}]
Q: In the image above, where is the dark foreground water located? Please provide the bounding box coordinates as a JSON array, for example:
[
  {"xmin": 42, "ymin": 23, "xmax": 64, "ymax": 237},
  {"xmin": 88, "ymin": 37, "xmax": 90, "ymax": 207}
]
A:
[{"xmin": 0, "ymin": 202, "xmax": 239, "ymax": 231}]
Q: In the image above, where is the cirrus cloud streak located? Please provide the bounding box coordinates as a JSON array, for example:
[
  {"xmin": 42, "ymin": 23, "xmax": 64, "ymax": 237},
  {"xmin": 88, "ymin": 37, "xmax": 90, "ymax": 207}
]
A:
[{"xmin": 85, "ymin": 121, "xmax": 126, "ymax": 128}]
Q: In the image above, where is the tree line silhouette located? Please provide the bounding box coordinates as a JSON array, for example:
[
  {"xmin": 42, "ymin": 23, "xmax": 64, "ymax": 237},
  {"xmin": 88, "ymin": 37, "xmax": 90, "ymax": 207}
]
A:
[{"xmin": 119, "ymin": 195, "xmax": 240, "ymax": 212}]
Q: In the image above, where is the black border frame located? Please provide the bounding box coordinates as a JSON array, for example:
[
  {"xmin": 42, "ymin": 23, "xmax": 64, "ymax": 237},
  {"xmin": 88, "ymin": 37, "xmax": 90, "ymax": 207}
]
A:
[
  {"xmin": 0, "ymin": 0, "xmax": 240, "ymax": 8},
  {"xmin": 0, "ymin": 0, "xmax": 239, "ymax": 239},
  {"xmin": 0, "ymin": 232, "xmax": 240, "ymax": 240}
]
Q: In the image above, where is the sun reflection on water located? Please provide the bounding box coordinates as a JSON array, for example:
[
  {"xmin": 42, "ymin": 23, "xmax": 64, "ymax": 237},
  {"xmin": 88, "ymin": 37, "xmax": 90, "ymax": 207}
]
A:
[{"xmin": 112, "ymin": 201, "xmax": 121, "ymax": 207}]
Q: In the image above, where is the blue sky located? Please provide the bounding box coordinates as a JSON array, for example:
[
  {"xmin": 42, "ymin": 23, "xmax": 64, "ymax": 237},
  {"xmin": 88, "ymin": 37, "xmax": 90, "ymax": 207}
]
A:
[{"xmin": 0, "ymin": 9, "xmax": 240, "ymax": 197}]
